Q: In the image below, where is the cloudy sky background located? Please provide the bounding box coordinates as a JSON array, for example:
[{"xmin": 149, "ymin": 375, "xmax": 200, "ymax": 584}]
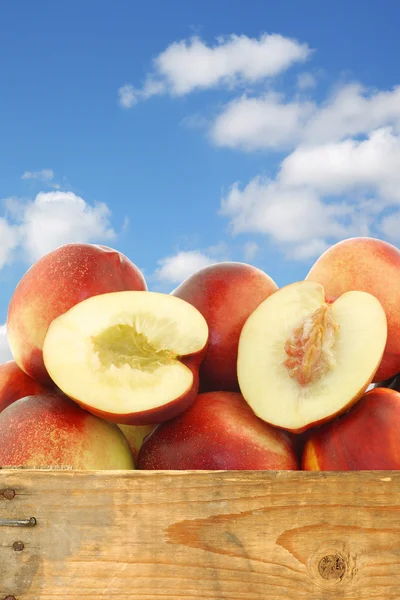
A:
[{"xmin": 1, "ymin": 0, "xmax": 399, "ymax": 362}]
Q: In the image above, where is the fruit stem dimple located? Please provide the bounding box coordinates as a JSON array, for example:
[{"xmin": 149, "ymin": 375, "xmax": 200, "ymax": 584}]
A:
[{"xmin": 284, "ymin": 304, "xmax": 339, "ymax": 386}]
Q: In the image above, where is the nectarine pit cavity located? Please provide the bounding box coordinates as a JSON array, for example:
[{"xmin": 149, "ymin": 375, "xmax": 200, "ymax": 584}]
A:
[
  {"xmin": 284, "ymin": 304, "xmax": 340, "ymax": 386},
  {"xmin": 91, "ymin": 321, "xmax": 177, "ymax": 372}
]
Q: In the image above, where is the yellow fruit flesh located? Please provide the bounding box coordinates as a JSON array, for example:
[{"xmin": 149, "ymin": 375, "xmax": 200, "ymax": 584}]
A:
[{"xmin": 42, "ymin": 291, "xmax": 209, "ymax": 415}]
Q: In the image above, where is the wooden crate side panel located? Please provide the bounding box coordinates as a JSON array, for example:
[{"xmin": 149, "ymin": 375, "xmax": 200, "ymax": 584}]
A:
[{"xmin": 1, "ymin": 470, "xmax": 400, "ymax": 600}]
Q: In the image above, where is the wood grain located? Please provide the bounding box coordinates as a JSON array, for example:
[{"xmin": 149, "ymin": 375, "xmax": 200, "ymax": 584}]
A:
[{"xmin": 1, "ymin": 469, "xmax": 400, "ymax": 599}]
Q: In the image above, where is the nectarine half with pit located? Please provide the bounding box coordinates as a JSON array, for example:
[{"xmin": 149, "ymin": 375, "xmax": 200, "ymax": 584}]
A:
[
  {"xmin": 237, "ymin": 280, "xmax": 387, "ymax": 433},
  {"xmin": 0, "ymin": 393, "xmax": 135, "ymax": 470},
  {"xmin": 137, "ymin": 391, "xmax": 298, "ymax": 470},
  {"xmin": 42, "ymin": 291, "xmax": 209, "ymax": 425}
]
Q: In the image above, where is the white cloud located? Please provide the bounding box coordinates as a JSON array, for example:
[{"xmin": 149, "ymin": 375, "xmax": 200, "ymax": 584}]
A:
[
  {"xmin": 280, "ymin": 127, "xmax": 400, "ymax": 201},
  {"xmin": 286, "ymin": 239, "xmax": 330, "ymax": 261},
  {"xmin": 119, "ymin": 33, "xmax": 311, "ymax": 105},
  {"xmin": 211, "ymin": 92, "xmax": 315, "ymax": 150},
  {"xmin": 211, "ymin": 83, "xmax": 400, "ymax": 151},
  {"xmin": 19, "ymin": 191, "xmax": 116, "ymax": 262},
  {"xmin": 221, "ymin": 127, "xmax": 400, "ymax": 259},
  {"xmin": 21, "ymin": 169, "xmax": 60, "ymax": 189},
  {"xmin": 0, "ymin": 218, "xmax": 19, "ymax": 269},
  {"xmin": 21, "ymin": 169, "xmax": 55, "ymax": 182},
  {"xmin": 379, "ymin": 211, "xmax": 400, "ymax": 241},
  {"xmin": 296, "ymin": 72, "xmax": 317, "ymax": 90},
  {"xmin": 118, "ymin": 84, "xmax": 138, "ymax": 108},
  {"xmin": 302, "ymin": 83, "xmax": 400, "ymax": 145},
  {"xmin": 221, "ymin": 178, "xmax": 350, "ymax": 244},
  {"xmin": 154, "ymin": 250, "xmax": 216, "ymax": 284},
  {"xmin": 243, "ymin": 241, "xmax": 259, "ymax": 261},
  {"xmin": 0, "ymin": 325, "xmax": 13, "ymax": 364},
  {"xmin": 1, "ymin": 191, "xmax": 117, "ymax": 266},
  {"xmin": 116, "ymin": 34, "xmax": 400, "ymax": 262}
]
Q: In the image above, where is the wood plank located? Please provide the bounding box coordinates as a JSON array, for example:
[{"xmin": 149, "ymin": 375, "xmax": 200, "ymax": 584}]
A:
[{"xmin": 1, "ymin": 469, "xmax": 400, "ymax": 599}]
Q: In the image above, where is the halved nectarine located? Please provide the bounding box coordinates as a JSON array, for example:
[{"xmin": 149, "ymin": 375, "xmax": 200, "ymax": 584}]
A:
[
  {"xmin": 237, "ymin": 280, "xmax": 387, "ymax": 433},
  {"xmin": 42, "ymin": 291, "xmax": 208, "ymax": 425}
]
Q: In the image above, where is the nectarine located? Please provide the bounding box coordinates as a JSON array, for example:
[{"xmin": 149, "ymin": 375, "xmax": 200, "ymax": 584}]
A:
[
  {"xmin": 137, "ymin": 391, "xmax": 299, "ymax": 470},
  {"xmin": 42, "ymin": 291, "xmax": 208, "ymax": 425},
  {"xmin": 117, "ymin": 424, "xmax": 156, "ymax": 461},
  {"xmin": 237, "ymin": 280, "xmax": 387, "ymax": 432},
  {"xmin": 306, "ymin": 237, "xmax": 400, "ymax": 381},
  {"xmin": 303, "ymin": 388, "xmax": 400, "ymax": 470},
  {"xmin": 0, "ymin": 360, "xmax": 54, "ymax": 413},
  {"xmin": 172, "ymin": 262, "xmax": 278, "ymax": 392},
  {"xmin": 7, "ymin": 243, "xmax": 147, "ymax": 385},
  {"xmin": 0, "ymin": 393, "xmax": 135, "ymax": 470}
]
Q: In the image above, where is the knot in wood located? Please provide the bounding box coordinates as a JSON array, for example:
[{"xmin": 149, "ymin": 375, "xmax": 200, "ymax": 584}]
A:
[
  {"xmin": 13, "ymin": 541, "xmax": 24, "ymax": 551},
  {"xmin": 318, "ymin": 553, "xmax": 347, "ymax": 580},
  {"xmin": 3, "ymin": 488, "xmax": 15, "ymax": 500}
]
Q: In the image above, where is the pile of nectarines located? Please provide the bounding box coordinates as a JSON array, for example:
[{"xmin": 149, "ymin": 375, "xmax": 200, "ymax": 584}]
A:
[{"xmin": 0, "ymin": 237, "xmax": 399, "ymax": 472}]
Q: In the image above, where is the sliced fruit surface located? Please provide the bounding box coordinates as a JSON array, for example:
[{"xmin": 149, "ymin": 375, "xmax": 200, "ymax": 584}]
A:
[
  {"xmin": 237, "ymin": 280, "xmax": 387, "ymax": 432},
  {"xmin": 43, "ymin": 291, "xmax": 208, "ymax": 424}
]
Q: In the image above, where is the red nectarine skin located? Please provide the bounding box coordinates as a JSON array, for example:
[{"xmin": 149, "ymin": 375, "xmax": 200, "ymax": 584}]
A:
[
  {"xmin": 0, "ymin": 393, "xmax": 134, "ymax": 469},
  {"xmin": 137, "ymin": 391, "xmax": 299, "ymax": 470},
  {"xmin": 306, "ymin": 237, "xmax": 400, "ymax": 381},
  {"xmin": 172, "ymin": 262, "xmax": 278, "ymax": 392},
  {"xmin": 303, "ymin": 388, "xmax": 400, "ymax": 471},
  {"xmin": 0, "ymin": 360, "xmax": 54, "ymax": 413},
  {"xmin": 7, "ymin": 243, "xmax": 147, "ymax": 385},
  {"xmin": 0, "ymin": 394, "xmax": 86, "ymax": 467}
]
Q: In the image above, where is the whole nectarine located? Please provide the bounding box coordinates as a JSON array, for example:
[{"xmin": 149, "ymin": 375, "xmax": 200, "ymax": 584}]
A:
[
  {"xmin": 0, "ymin": 360, "xmax": 54, "ymax": 413},
  {"xmin": 303, "ymin": 388, "xmax": 400, "ymax": 470},
  {"xmin": 0, "ymin": 393, "xmax": 135, "ymax": 470},
  {"xmin": 172, "ymin": 262, "xmax": 278, "ymax": 392},
  {"xmin": 137, "ymin": 391, "xmax": 298, "ymax": 470},
  {"xmin": 306, "ymin": 237, "xmax": 400, "ymax": 381}
]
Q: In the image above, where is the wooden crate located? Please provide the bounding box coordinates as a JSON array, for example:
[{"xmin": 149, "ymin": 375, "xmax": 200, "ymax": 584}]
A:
[{"xmin": 1, "ymin": 468, "xmax": 399, "ymax": 599}]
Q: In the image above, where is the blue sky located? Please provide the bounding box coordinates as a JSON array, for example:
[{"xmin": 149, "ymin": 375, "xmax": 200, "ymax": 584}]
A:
[{"xmin": 1, "ymin": 0, "xmax": 400, "ymax": 360}]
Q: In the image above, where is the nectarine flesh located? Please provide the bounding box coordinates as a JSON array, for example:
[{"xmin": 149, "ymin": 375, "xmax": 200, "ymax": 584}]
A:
[
  {"xmin": 42, "ymin": 291, "xmax": 208, "ymax": 425},
  {"xmin": 237, "ymin": 280, "xmax": 387, "ymax": 432}
]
